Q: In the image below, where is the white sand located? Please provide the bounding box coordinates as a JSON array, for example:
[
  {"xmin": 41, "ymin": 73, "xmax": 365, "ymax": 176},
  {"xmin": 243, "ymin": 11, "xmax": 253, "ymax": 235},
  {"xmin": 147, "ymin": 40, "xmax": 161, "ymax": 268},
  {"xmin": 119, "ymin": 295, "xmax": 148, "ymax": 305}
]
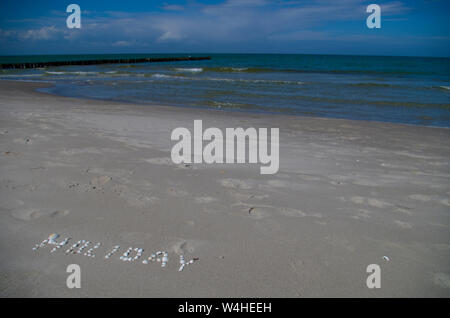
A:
[{"xmin": 0, "ymin": 81, "xmax": 449, "ymax": 297}]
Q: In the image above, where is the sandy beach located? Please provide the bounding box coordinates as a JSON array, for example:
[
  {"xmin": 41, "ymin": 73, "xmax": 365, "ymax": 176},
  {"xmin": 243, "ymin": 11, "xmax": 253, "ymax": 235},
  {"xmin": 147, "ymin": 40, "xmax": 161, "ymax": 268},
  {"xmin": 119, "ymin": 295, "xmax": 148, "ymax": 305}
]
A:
[{"xmin": 0, "ymin": 80, "xmax": 449, "ymax": 297}]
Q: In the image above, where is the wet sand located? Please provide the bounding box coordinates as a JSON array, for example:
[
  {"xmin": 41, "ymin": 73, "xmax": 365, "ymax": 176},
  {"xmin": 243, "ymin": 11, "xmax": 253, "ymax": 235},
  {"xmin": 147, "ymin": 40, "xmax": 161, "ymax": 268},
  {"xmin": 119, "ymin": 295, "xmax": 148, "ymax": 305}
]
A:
[{"xmin": 0, "ymin": 80, "xmax": 449, "ymax": 297}]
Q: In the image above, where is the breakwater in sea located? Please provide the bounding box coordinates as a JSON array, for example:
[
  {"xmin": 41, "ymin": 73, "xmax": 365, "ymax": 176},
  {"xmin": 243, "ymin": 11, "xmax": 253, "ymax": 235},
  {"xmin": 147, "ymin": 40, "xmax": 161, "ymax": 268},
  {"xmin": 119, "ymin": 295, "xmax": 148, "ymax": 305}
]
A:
[{"xmin": 0, "ymin": 56, "xmax": 211, "ymax": 69}]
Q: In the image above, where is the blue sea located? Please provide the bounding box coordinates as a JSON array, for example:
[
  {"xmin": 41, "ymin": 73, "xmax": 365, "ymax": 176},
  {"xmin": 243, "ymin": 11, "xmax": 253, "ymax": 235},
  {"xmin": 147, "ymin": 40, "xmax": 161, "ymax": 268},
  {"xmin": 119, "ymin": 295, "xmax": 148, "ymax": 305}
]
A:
[{"xmin": 1, "ymin": 53, "xmax": 449, "ymax": 127}]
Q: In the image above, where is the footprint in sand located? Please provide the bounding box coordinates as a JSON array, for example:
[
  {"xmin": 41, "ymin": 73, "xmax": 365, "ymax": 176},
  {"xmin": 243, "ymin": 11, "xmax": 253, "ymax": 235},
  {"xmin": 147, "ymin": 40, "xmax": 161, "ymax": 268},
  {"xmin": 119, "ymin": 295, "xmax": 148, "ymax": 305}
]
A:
[
  {"xmin": 234, "ymin": 202, "xmax": 308, "ymax": 219},
  {"xmin": 13, "ymin": 137, "xmax": 33, "ymax": 144},
  {"xmin": 231, "ymin": 192, "xmax": 268, "ymax": 202},
  {"xmin": 351, "ymin": 179, "xmax": 380, "ymax": 187},
  {"xmin": 266, "ymin": 179, "xmax": 292, "ymax": 188},
  {"xmin": 145, "ymin": 157, "xmax": 173, "ymax": 165},
  {"xmin": 350, "ymin": 196, "xmax": 392, "ymax": 208},
  {"xmin": 409, "ymin": 194, "xmax": 432, "ymax": 202},
  {"xmin": 38, "ymin": 124, "xmax": 51, "ymax": 130},
  {"xmin": 13, "ymin": 134, "xmax": 49, "ymax": 145},
  {"xmin": 194, "ymin": 196, "xmax": 217, "ymax": 204},
  {"xmin": 11, "ymin": 209, "xmax": 39, "ymax": 221},
  {"xmin": 295, "ymin": 173, "xmax": 322, "ymax": 182},
  {"xmin": 49, "ymin": 210, "xmax": 70, "ymax": 218},
  {"xmin": 169, "ymin": 239, "xmax": 206, "ymax": 255},
  {"xmin": 263, "ymin": 179, "xmax": 308, "ymax": 192},
  {"xmin": 167, "ymin": 187, "xmax": 189, "ymax": 197},
  {"xmin": 232, "ymin": 201, "xmax": 272, "ymax": 219},
  {"xmin": 279, "ymin": 207, "xmax": 308, "ymax": 217},
  {"xmin": 432, "ymin": 272, "xmax": 450, "ymax": 289},
  {"xmin": 12, "ymin": 209, "xmax": 69, "ymax": 221},
  {"xmin": 246, "ymin": 207, "xmax": 271, "ymax": 219},
  {"xmin": 393, "ymin": 220, "xmax": 413, "ymax": 229},
  {"xmin": 350, "ymin": 209, "xmax": 371, "ymax": 220},
  {"xmin": 86, "ymin": 167, "xmax": 132, "ymax": 178},
  {"xmin": 145, "ymin": 157, "xmax": 194, "ymax": 169},
  {"xmin": 394, "ymin": 207, "xmax": 413, "ymax": 216},
  {"xmin": 126, "ymin": 192, "xmax": 158, "ymax": 208},
  {"xmin": 393, "ymin": 151, "xmax": 437, "ymax": 160},
  {"xmin": 60, "ymin": 147, "xmax": 103, "ymax": 156},
  {"xmin": 110, "ymin": 185, "xmax": 158, "ymax": 208},
  {"xmin": 89, "ymin": 176, "xmax": 112, "ymax": 188},
  {"xmin": 220, "ymin": 178, "xmax": 253, "ymax": 190}
]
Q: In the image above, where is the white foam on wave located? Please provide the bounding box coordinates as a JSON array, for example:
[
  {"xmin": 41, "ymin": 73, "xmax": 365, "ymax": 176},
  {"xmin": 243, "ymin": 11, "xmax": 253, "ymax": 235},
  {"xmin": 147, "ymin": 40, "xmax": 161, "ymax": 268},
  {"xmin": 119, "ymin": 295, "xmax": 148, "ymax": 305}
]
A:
[
  {"xmin": 174, "ymin": 68, "xmax": 203, "ymax": 73},
  {"xmin": 45, "ymin": 71, "xmax": 99, "ymax": 75},
  {"xmin": 231, "ymin": 67, "xmax": 248, "ymax": 71},
  {"xmin": 45, "ymin": 71, "xmax": 66, "ymax": 75},
  {"xmin": 0, "ymin": 74, "xmax": 43, "ymax": 77},
  {"xmin": 204, "ymin": 77, "xmax": 303, "ymax": 85},
  {"xmin": 6, "ymin": 79, "xmax": 54, "ymax": 83},
  {"xmin": 152, "ymin": 73, "xmax": 172, "ymax": 79},
  {"xmin": 72, "ymin": 71, "xmax": 99, "ymax": 75},
  {"xmin": 439, "ymin": 86, "xmax": 450, "ymax": 90},
  {"xmin": 148, "ymin": 73, "xmax": 304, "ymax": 85}
]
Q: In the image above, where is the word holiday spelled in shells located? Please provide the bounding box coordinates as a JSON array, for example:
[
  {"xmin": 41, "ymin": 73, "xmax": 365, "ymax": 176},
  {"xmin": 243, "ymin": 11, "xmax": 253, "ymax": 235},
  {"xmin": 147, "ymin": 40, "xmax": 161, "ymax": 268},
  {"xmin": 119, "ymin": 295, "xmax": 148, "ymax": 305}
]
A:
[{"xmin": 33, "ymin": 233, "xmax": 198, "ymax": 272}]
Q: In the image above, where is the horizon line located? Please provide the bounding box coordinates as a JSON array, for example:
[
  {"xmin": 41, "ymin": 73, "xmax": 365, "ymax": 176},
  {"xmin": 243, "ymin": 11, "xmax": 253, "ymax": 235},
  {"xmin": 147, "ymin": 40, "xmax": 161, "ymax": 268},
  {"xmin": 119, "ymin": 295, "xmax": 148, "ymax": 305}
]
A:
[{"xmin": 1, "ymin": 52, "xmax": 449, "ymax": 59}]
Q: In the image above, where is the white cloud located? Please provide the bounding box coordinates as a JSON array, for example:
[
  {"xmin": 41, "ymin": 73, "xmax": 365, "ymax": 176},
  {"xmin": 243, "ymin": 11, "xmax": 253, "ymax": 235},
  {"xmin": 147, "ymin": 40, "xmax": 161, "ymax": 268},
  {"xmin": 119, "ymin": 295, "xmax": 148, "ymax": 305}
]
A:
[
  {"xmin": 157, "ymin": 31, "xmax": 184, "ymax": 42},
  {"xmin": 112, "ymin": 40, "xmax": 133, "ymax": 47},
  {"xmin": 21, "ymin": 26, "xmax": 62, "ymax": 40},
  {"xmin": 162, "ymin": 4, "xmax": 184, "ymax": 11}
]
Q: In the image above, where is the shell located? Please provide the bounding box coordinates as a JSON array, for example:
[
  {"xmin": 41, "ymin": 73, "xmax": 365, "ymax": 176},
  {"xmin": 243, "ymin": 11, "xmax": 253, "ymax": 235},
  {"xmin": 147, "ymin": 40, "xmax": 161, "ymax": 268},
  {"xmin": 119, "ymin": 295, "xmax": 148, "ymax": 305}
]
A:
[{"xmin": 48, "ymin": 233, "xmax": 59, "ymax": 241}]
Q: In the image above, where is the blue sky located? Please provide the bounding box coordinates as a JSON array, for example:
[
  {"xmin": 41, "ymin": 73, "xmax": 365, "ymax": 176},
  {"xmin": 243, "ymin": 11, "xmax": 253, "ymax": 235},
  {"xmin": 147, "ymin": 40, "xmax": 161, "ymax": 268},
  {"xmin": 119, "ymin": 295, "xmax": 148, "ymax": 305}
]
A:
[{"xmin": 0, "ymin": 0, "xmax": 449, "ymax": 57}]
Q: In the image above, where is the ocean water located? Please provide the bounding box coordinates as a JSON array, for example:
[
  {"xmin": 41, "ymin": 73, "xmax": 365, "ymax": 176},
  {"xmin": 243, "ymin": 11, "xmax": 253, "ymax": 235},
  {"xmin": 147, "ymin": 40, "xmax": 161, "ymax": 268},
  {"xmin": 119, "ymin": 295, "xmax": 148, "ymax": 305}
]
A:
[{"xmin": 1, "ymin": 53, "xmax": 449, "ymax": 127}]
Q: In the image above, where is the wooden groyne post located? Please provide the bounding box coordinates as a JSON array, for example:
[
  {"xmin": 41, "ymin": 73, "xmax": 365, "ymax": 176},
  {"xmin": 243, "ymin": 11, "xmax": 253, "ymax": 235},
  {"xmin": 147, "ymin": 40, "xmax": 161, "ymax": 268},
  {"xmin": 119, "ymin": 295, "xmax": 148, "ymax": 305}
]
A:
[{"xmin": 0, "ymin": 56, "xmax": 211, "ymax": 70}]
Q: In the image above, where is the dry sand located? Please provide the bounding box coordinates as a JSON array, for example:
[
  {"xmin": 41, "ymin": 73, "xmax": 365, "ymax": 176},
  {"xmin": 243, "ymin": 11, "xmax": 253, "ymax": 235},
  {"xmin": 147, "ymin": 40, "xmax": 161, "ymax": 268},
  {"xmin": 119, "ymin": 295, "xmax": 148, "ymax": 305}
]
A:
[{"xmin": 0, "ymin": 81, "xmax": 449, "ymax": 297}]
